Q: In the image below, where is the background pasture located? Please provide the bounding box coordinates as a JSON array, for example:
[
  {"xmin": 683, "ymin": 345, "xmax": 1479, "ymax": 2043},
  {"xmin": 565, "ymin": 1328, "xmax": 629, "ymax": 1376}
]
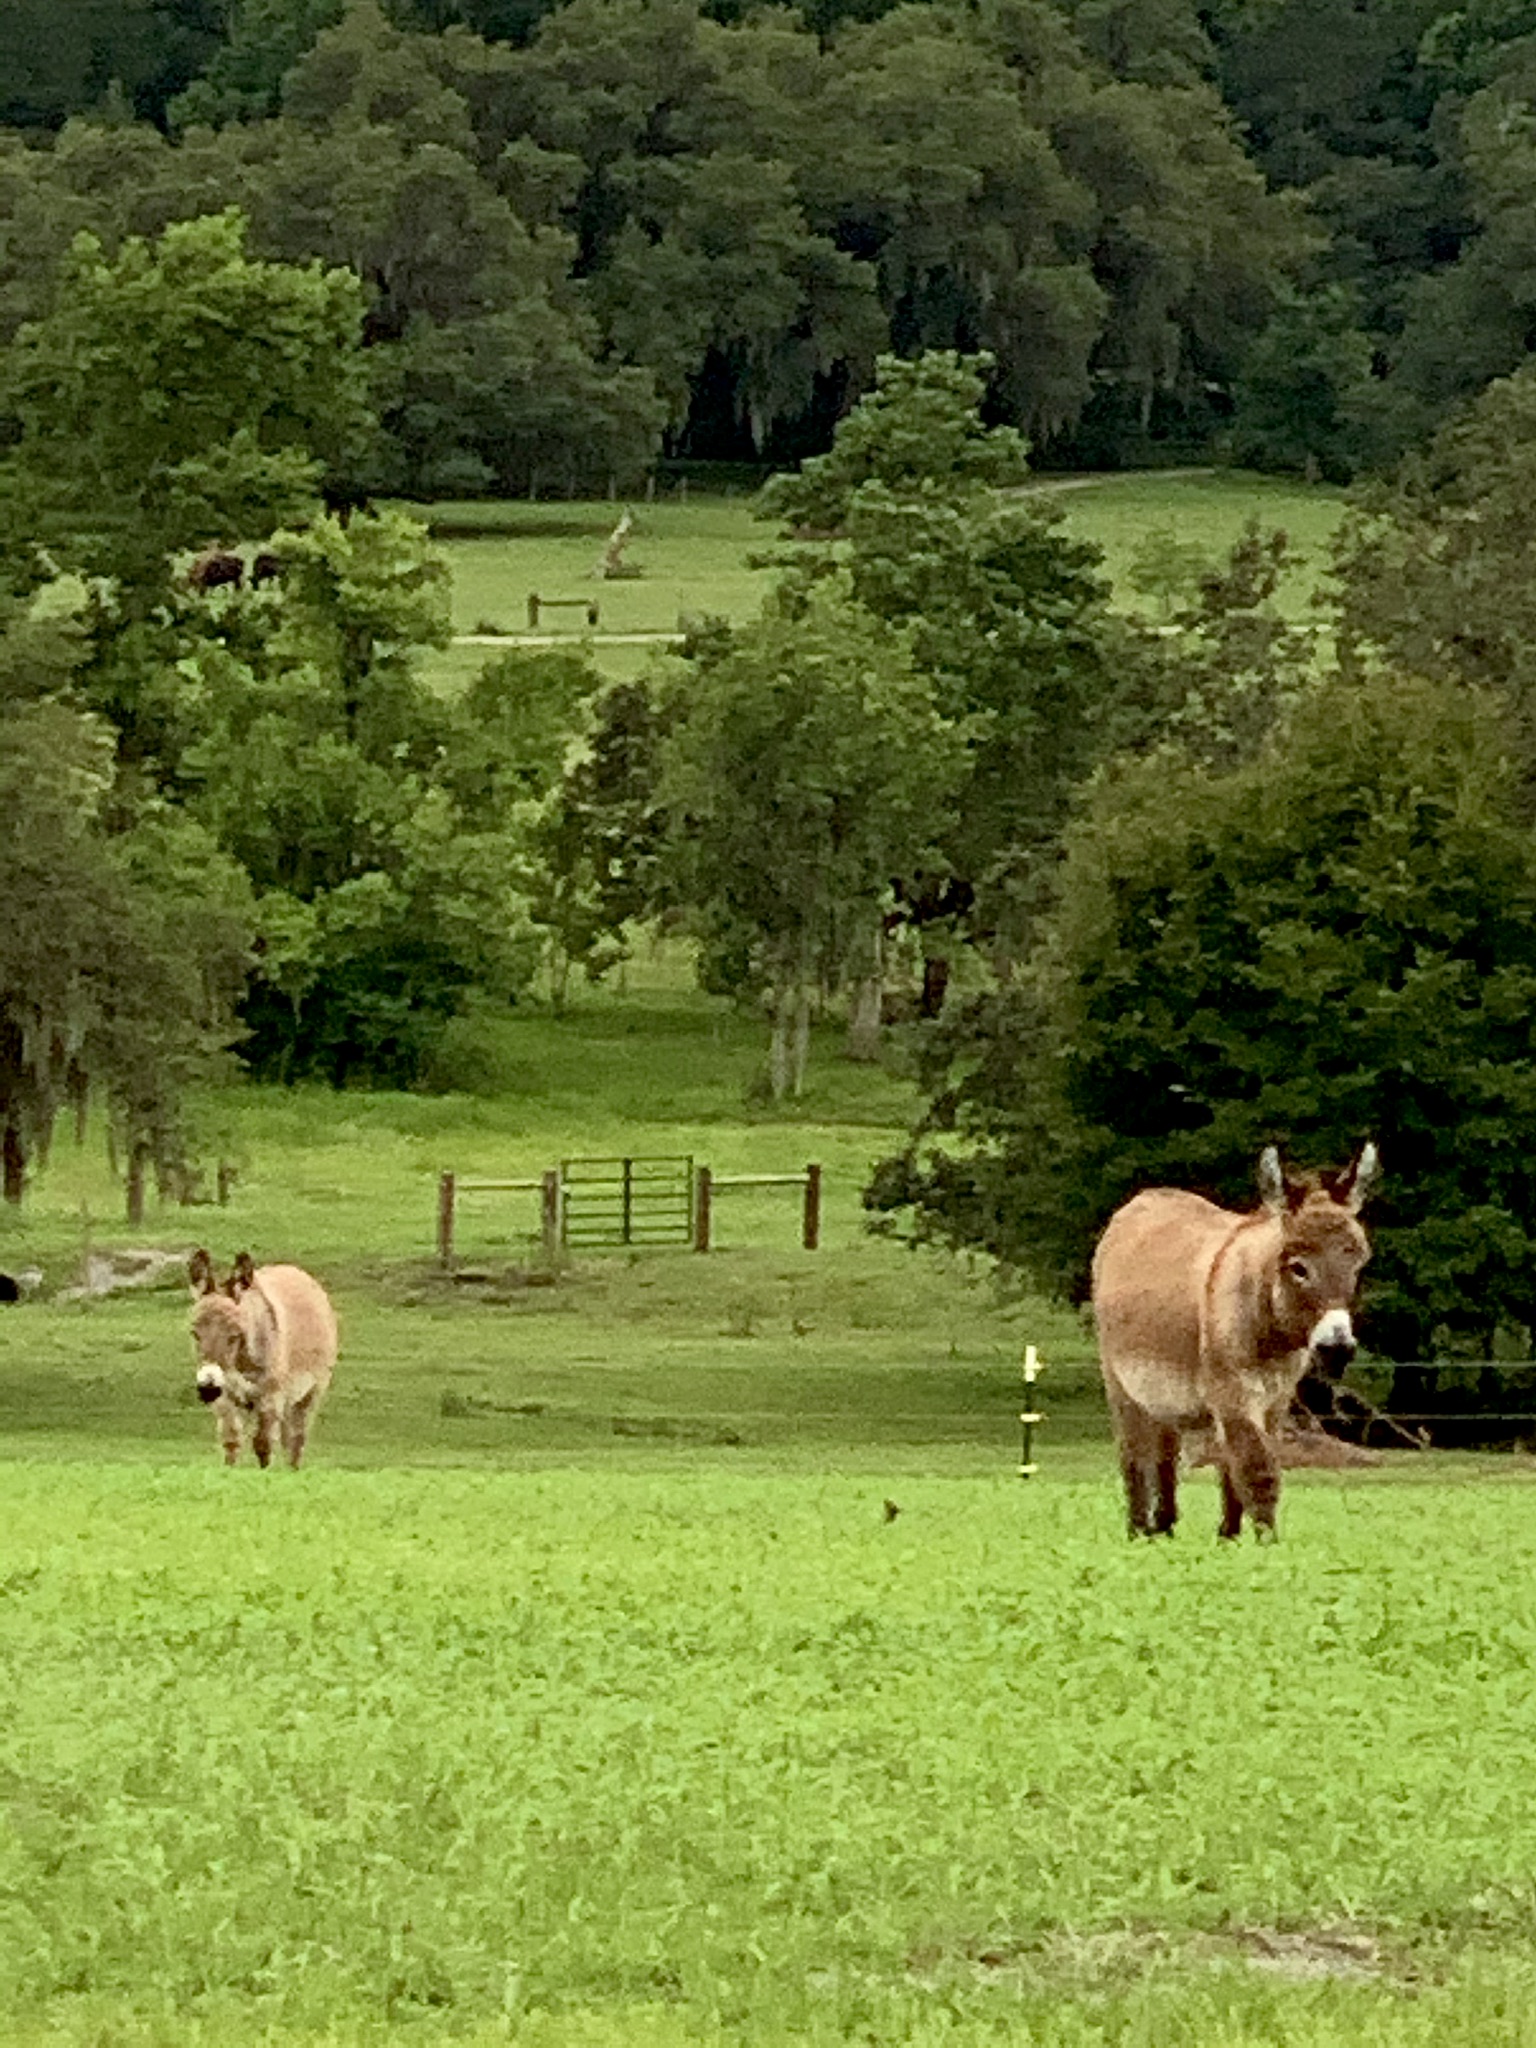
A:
[{"xmin": 420, "ymin": 470, "xmax": 1348, "ymax": 692}]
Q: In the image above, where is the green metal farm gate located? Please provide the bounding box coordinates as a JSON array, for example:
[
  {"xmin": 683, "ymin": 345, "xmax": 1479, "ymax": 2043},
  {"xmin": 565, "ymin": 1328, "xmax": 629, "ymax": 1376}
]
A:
[{"xmin": 559, "ymin": 1155, "xmax": 695, "ymax": 1249}]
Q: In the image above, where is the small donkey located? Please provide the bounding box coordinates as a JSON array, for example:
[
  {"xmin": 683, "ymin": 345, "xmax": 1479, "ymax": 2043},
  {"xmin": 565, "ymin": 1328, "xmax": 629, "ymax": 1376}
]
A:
[{"xmin": 189, "ymin": 1249, "xmax": 339, "ymax": 1468}]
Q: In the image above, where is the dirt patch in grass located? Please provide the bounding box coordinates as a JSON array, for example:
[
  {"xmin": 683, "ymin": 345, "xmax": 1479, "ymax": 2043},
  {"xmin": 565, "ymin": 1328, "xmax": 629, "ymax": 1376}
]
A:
[
  {"xmin": 907, "ymin": 1926, "xmax": 1172, "ymax": 1991},
  {"xmin": 909, "ymin": 1921, "xmax": 1417, "ymax": 1992},
  {"xmin": 1201, "ymin": 1923, "xmax": 1410, "ymax": 1984}
]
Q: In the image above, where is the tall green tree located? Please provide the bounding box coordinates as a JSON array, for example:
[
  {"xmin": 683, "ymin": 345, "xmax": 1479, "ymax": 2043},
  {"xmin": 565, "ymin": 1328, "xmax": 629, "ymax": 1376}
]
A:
[
  {"xmin": 1381, "ymin": 49, "xmax": 1536, "ymax": 446},
  {"xmin": 758, "ymin": 349, "xmax": 1031, "ymax": 533},
  {"xmin": 0, "ymin": 208, "xmax": 369, "ymax": 590},
  {"xmin": 1333, "ymin": 360, "xmax": 1536, "ymax": 748},
  {"xmin": 169, "ymin": 0, "xmax": 344, "ymax": 127},
  {"xmin": 232, "ymin": 2, "xmax": 665, "ymax": 489},
  {"xmin": 0, "ymin": 683, "xmax": 251, "ymax": 1214},
  {"xmin": 661, "ymin": 582, "xmax": 965, "ymax": 1098},
  {"xmin": 0, "ymin": 0, "xmax": 229, "ymax": 131},
  {"xmin": 524, "ymin": 674, "xmax": 684, "ymax": 1005},
  {"xmin": 761, "ymin": 352, "xmax": 1117, "ymax": 1011},
  {"xmin": 1230, "ymin": 284, "xmax": 1377, "ymax": 480},
  {"xmin": 159, "ymin": 509, "xmax": 546, "ymax": 1083}
]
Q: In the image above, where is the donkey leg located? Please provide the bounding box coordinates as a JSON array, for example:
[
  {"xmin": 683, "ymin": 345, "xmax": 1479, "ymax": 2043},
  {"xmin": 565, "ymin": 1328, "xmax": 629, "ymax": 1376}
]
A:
[
  {"xmin": 1216, "ymin": 1411, "xmax": 1280, "ymax": 1539},
  {"xmin": 1120, "ymin": 1446, "xmax": 1152, "ymax": 1537},
  {"xmin": 1150, "ymin": 1425, "xmax": 1181, "ymax": 1536},
  {"xmin": 1110, "ymin": 1392, "xmax": 1160, "ymax": 1538},
  {"xmin": 217, "ymin": 1403, "xmax": 243, "ymax": 1468},
  {"xmin": 1218, "ymin": 1465, "xmax": 1244, "ymax": 1540},
  {"xmin": 253, "ymin": 1405, "xmax": 279, "ymax": 1469},
  {"xmin": 283, "ymin": 1392, "xmax": 316, "ymax": 1469}
]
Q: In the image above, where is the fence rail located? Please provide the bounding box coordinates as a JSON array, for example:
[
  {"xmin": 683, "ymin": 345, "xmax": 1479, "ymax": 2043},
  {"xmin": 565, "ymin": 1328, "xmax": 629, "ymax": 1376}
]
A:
[
  {"xmin": 437, "ymin": 1170, "xmax": 561, "ymax": 1266},
  {"xmin": 694, "ymin": 1164, "xmax": 820, "ymax": 1252},
  {"xmin": 436, "ymin": 1158, "xmax": 824, "ymax": 1265}
]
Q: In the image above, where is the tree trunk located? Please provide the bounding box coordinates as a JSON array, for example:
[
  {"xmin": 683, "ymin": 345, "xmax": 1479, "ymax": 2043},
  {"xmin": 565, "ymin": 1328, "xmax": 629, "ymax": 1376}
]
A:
[
  {"xmin": 548, "ymin": 939, "xmax": 571, "ymax": 1016},
  {"xmin": 2, "ymin": 1123, "xmax": 24, "ymax": 1205},
  {"xmin": 126, "ymin": 1142, "xmax": 147, "ymax": 1226},
  {"xmin": 69, "ymin": 1061, "xmax": 89, "ymax": 1145},
  {"xmin": 846, "ymin": 975, "xmax": 883, "ymax": 1060},
  {"xmin": 845, "ymin": 922, "xmax": 886, "ymax": 1062},
  {"xmin": 920, "ymin": 953, "xmax": 951, "ymax": 1020},
  {"xmin": 768, "ymin": 989, "xmax": 794, "ymax": 1101},
  {"xmin": 768, "ymin": 981, "xmax": 814, "ymax": 1099},
  {"xmin": 790, "ymin": 986, "xmax": 811, "ymax": 1096}
]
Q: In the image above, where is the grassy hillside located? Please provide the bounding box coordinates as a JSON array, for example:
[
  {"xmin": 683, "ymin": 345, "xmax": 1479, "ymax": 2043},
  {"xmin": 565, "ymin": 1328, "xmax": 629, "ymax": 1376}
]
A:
[
  {"xmin": 1046, "ymin": 469, "xmax": 1346, "ymax": 619},
  {"xmin": 13, "ymin": 473, "xmax": 1526, "ymax": 2048},
  {"xmin": 0, "ymin": 944, "xmax": 1099, "ymax": 1472}
]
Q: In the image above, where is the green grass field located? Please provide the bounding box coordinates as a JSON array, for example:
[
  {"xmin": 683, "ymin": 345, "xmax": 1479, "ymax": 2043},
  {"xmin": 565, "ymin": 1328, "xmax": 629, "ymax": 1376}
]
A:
[
  {"xmin": 7, "ymin": 1461, "xmax": 1536, "ymax": 2046},
  {"xmin": 1045, "ymin": 469, "xmax": 1346, "ymax": 620},
  {"xmin": 4, "ymin": 948, "xmax": 1536, "ymax": 2044}
]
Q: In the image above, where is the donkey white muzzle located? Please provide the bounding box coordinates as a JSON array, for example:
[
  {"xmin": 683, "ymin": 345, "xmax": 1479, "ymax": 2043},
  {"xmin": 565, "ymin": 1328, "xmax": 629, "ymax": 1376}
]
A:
[
  {"xmin": 196, "ymin": 1363, "xmax": 225, "ymax": 1404},
  {"xmin": 1309, "ymin": 1308, "xmax": 1356, "ymax": 1365}
]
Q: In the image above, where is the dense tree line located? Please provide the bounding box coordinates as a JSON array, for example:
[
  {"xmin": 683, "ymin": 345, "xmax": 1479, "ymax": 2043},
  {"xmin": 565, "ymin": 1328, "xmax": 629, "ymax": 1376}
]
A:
[
  {"xmin": 6, "ymin": 0, "xmax": 1536, "ymax": 1364},
  {"xmin": 3, "ymin": 162, "xmax": 1534, "ymax": 1374},
  {"xmin": 1, "ymin": 0, "xmax": 1502, "ymax": 480},
  {"xmin": 4, "ymin": 0, "xmax": 1536, "ymax": 473}
]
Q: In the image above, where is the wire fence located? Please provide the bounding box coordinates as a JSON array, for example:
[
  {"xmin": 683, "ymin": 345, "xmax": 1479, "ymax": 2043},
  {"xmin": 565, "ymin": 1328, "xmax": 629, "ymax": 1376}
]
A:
[{"xmin": 1018, "ymin": 1360, "xmax": 1536, "ymax": 1450}]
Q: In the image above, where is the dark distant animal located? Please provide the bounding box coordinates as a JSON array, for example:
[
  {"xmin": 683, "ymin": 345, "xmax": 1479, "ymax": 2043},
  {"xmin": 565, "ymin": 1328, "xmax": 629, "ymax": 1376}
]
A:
[
  {"xmin": 188, "ymin": 546, "xmax": 244, "ymax": 593},
  {"xmin": 189, "ymin": 1249, "xmax": 339, "ymax": 1468},
  {"xmin": 321, "ymin": 481, "xmax": 374, "ymax": 527},
  {"xmin": 0, "ymin": 1273, "xmax": 17, "ymax": 1304},
  {"xmin": 1092, "ymin": 1144, "xmax": 1378, "ymax": 1542},
  {"xmin": 250, "ymin": 551, "xmax": 283, "ymax": 586}
]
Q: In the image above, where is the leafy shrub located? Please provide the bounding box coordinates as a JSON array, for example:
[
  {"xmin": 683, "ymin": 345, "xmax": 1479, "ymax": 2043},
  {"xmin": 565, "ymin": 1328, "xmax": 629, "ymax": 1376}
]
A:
[{"xmin": 873, "ymin": 667, "xmax": 1536, "ymax": 1358}]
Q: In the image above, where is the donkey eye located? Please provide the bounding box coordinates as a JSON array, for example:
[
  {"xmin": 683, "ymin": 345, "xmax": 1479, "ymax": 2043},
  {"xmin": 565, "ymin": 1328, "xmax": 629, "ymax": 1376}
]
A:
[{"xmin": 1285, "ymin": 1258, "xmax": 1310, "ymax": 1283}]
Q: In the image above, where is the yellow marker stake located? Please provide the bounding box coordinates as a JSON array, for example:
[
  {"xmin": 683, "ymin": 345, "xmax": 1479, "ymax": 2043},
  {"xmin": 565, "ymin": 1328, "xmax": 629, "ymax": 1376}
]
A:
[{"xmin": 1019, "ymin": 1343, "xmax": 1046, "ymax": 1478}]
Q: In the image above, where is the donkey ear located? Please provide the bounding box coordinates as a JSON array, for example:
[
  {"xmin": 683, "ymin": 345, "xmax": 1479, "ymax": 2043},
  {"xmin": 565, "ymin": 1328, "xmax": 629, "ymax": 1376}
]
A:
[
  {"xmin": 1257, "ymin": 1146, "xmax": 1287, "ymax": 1211},
  {"xmin": 1333, "ymin": 1140, "xmax": 1381, "ymax": 1214},
  {"xmin": 188, "ymin": 1249, "xmax": 218, "ymax": 1297},
  {"xmin": 228, "ymin": 1251, "xmax": 256, "ymax": 1297}
]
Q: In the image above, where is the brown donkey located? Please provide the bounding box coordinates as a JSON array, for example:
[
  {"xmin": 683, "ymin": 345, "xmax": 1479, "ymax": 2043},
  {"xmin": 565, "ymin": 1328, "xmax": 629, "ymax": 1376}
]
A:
[
  {"xmin": 189, "ymin": 1250, "xmax": 339, "ymax": 1468},
  {"xmin": 1092, "ymin": 1145, "xmax": 1378, "ymax": 1541}
]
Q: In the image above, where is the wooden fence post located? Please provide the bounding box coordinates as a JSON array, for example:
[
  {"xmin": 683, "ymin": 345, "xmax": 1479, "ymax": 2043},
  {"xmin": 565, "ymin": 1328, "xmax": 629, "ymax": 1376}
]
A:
[
  {"xmin": 803, "ymin": 1162, "xmax": 822, "ymax": 1251},
  {"xmin": 541, "ymin": 1169, "xmax": 562, "ymax": 1258},
  {"xmin": 694, "ymin": 1165, "xmax": 713, "ymax": 1252},
  {"xmin": 437, "ymin": 1171, "xmax": 456, "ymax": 1269},
  {"xmin": 527, "ymin": 592, "xmax": 541, "ymax": 629}
]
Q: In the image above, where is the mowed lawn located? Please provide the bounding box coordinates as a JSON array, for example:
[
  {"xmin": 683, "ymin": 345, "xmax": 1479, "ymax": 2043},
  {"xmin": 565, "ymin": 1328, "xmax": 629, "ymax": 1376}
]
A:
[
  {"xmin": 4, "ymin": 967, "xmax": 1536, "ymax": 2043},
  {"xmin": 1046, "ymin": 468, "xmax": 1347, "ymax": 619},
  {"xmin": 0, "ymin": 961, "xmax": 1097, "ymax": 1472}
]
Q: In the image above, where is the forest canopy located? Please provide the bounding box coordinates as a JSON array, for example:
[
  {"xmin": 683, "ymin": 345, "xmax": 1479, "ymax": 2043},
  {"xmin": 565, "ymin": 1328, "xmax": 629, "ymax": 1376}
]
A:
[{"xmin": 2, "ymin": 0, "xmax": 1529, "ymax": 478}]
